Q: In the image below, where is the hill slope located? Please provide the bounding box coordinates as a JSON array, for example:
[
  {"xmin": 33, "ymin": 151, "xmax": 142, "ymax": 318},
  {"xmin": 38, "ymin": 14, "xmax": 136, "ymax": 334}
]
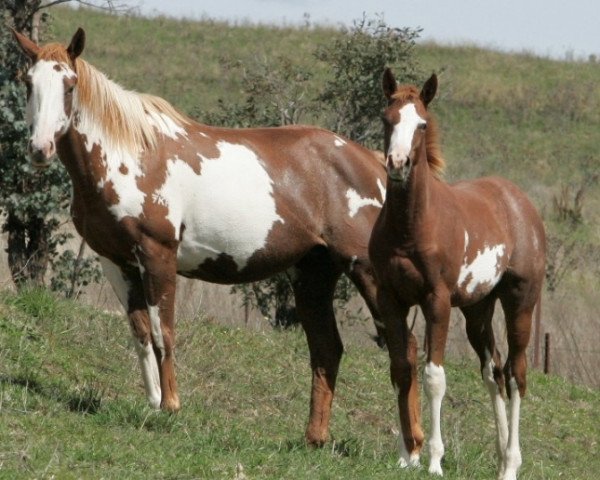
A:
[{"xmin": 0, "ymin": 289, "xmax": 598, "ymax": 479}]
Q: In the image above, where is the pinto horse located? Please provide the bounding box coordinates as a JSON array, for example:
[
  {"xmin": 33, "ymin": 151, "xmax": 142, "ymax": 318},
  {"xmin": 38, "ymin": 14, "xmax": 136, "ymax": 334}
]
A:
[
  {"xmin": 12, "ymin": 28, "xmax": 388, "ymax": 446},
  {"xmin": 369, "ymin": 69, "xmax": 545, "ymax": 479}
]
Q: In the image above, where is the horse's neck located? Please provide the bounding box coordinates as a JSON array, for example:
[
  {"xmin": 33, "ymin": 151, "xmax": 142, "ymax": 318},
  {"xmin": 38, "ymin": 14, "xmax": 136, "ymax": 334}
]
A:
[{"xmin": 383, "ymin": 152, "xmax": 434, "ymax": 238}]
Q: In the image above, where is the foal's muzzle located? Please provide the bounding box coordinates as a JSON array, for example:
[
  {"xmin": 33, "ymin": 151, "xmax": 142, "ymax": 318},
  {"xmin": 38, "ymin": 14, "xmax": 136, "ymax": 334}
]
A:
[{"xmin": 387, "ymin": 154, "xmax": 411, "ymax": 183}]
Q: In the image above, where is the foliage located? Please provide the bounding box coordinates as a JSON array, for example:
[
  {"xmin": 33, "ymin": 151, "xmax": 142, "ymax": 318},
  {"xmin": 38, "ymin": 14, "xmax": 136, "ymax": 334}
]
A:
[
  {"xmin": 0, "ymin": 4, "xmax": 101, "ymax": 294},
  {"xmin": 315, "ymin": 14, "xmax": 422, "ymax": 149}
]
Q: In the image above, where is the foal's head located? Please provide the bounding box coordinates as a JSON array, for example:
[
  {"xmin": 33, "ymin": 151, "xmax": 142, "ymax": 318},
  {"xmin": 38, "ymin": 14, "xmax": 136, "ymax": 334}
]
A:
[
  {"xmin": 382, "ymin": 69, "xmax": 444, "ymax": 184},
  {"xmin": 12, "ymin": 28, "xmax": 85, "ymax": 168}
]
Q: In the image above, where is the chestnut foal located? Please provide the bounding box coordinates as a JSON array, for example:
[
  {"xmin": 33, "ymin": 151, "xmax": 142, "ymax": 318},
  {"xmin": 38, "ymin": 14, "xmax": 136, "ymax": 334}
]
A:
[{"xmin": 369, "ymin": 69, "xmax": 545, "ymax": 479}]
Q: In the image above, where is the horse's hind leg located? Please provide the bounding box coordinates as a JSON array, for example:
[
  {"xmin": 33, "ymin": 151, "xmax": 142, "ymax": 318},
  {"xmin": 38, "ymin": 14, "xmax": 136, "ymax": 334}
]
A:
[
  {"xmin": 99, "ymin": 257, "xmax": 161, "ymax": 409},
  {"xmin": 291, "ymin": 247, "xmax": 343, "ymax": 446},
  {"xmin": 461, "ymin": 297, "xmax": 508, "ymax": 477},
  {"xmin": 498, "ymin": 299, "xmax": 535, "ymax": 480}
]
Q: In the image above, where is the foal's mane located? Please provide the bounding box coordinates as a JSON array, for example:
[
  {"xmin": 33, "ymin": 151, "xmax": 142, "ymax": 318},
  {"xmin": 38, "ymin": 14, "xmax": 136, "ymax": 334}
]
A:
[
  {"xmin": 38, "ymin": 43, "xmax": 189, "ymax": 153},
  {"xmin": 391, "ymin": 85, "xmax": 445, "ymax": 177}
]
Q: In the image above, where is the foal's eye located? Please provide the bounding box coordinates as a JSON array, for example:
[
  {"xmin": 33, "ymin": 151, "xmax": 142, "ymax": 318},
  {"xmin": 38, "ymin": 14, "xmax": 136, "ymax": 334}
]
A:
[{"xmin": 418, "ymin": 123, "xmax": 427, "ymax": 131}]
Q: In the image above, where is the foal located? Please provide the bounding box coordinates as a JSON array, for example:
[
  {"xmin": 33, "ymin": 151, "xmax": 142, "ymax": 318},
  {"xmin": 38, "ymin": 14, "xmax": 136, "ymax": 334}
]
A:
[{"xmin": 369, "ymin": 69, "xmax": 545, "ymax": 479}]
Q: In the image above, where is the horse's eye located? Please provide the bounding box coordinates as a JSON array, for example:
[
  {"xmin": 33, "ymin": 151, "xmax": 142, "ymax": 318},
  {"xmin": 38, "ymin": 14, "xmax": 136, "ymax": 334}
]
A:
[
  {"xmin": 65, "ymin": 85, "xmax": 75, "ymax": 95},
  {"xmin": 418, "ymin": 123, "xmax": 427, "ymax": 131}
]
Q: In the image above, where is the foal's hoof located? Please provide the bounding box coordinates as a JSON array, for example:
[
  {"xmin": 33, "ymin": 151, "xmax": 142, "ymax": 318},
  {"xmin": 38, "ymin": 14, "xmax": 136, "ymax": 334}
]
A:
[
  {"xmin": 161, "ymin": 396, "xmax": 181, "ymax": 413},
  {"xmin": 305, "ymin": 428, "xmax": 328, "ymax": 448}
]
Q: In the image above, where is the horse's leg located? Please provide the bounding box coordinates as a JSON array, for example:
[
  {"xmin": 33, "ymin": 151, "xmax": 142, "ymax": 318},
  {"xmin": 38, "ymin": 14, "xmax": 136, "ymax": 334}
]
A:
[
  {"xmin": 498, "ymin": 300, "xmax": 534, "ymax": 480},
  {"xmin": 290, "ymin": 247, "xmax": 343, "ymax": 446},
  {"xmin": 421, "ymin": 288, "xmax": 451, "ymax": 476},
  {"xmin": 346, "ymin": 262, "xmax": 386, "ymax": 346},
  {"xmin": 99, "ymin": 257, "xmax": 161, "ymax": 408},
  {"xmin": 461, "ymin": 299, "xmax": 509, "ymax": 478},
  {"xmin": 134, "ymin": 237, "xmax": 180, "ymax": 412},
  {"xmin": 379, "ymin": 287, "xmax": 423, "ymax": 467}
]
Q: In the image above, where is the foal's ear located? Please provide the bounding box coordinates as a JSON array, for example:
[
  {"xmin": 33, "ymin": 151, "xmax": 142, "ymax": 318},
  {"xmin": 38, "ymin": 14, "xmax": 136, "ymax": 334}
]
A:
[
  {"xmin": 420, "ymin": 73, "xmax": 438, "ymax": 107},
  {"xmin": 67, "ymin": 27, "xmax": 86, "ymax": 61},
  {"xmin": 11, "ymin": 28, "xmax": 40, "ymax": 59},
  {"xmin": 382, "ymin": 67, "xmax": 398, "ymax": 100}
]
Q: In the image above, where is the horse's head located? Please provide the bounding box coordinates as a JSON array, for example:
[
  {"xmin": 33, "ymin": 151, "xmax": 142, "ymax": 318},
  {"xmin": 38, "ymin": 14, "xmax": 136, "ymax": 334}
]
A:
[
  {"xmin": 382, "ymin": 69, "xmax": 438, "ymax": 183},
  {"xmin": 12, "ymin": 28, "xmax": 85, "ymax": 168}
]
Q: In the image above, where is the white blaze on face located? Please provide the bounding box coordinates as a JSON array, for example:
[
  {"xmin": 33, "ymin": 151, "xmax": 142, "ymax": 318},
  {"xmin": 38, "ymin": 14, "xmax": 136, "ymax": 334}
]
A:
[
  {"xmin": 457, "ymin": 243, "xmax": 506, "ymax": 294},
  {"xmin": 388, "ymin": 103, "xmax": 426, "ymax": 168},
  {"xmin": 153, "ymin": 141, "xmax": 284, "ymax": 273},
  {"xmin": 26, "ymin": 60, "xmax": 76, "ymax": 154}
]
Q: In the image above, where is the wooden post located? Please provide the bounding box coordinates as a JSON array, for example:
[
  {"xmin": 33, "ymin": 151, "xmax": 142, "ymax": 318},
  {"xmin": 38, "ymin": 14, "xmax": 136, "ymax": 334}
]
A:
[
  {"xmin": 544, "ymin": 333, "xmax": 551, "ymax": 374},
  {"xmin": 533, "ymin": 300, "xmax": 542, "ymax": 368}
]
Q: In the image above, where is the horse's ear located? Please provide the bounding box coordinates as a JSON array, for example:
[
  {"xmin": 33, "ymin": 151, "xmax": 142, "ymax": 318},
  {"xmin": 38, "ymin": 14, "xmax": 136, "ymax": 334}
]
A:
[
  {"xmin": 11, "ymin": 28, "xmax": 40, "ymax": 59},
  {"xmin": 382, "ymin": 67, "xmax": 398, "ymax": 101},
  {"xmin": 67, "ymin": 27, "xmax": 86, "ymax": 61},
  {"xmin": 420, "ymin": 73, "xmax": 438, "ymax": 107}
]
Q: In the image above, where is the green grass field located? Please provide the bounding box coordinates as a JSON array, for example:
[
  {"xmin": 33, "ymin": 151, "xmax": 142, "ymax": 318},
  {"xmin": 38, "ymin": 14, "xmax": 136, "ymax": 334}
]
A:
[{"xmin": 1, "ymin": 289, "xmax": 598, "ymax": 479}]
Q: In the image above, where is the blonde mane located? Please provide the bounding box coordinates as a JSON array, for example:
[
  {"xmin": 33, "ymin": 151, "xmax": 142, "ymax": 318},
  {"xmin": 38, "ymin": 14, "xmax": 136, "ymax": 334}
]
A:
[
  {"xmin": 391, "ymin": 86, "xmax": 446, "ymax": 178},
  {"xmin": 37, "ymin": 43, "xmax": 189, "ymax": 153}
]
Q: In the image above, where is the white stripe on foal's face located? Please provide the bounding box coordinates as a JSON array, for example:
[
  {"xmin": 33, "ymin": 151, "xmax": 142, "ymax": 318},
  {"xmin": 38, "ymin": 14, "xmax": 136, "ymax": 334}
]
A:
[
  {"xmin": 387, "ymin": 103, "xmax": 426, "ymax": 174},
  {"xmin": 26, "ymin": 60, "xmax": 76, "ymax": 166}
]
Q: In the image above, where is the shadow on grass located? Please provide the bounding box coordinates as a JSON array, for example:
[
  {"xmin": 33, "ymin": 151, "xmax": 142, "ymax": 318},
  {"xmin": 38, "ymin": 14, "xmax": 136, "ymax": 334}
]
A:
[{"xmin": 0, "ymin": 372, "xmax": 103, "ymax": 414}]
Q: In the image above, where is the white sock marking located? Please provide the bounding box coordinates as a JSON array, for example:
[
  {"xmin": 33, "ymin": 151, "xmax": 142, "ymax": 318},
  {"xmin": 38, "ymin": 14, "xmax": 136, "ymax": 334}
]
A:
[{"xmin": 424, "ymin": 362, "xmax": 446, "ymax": 475}]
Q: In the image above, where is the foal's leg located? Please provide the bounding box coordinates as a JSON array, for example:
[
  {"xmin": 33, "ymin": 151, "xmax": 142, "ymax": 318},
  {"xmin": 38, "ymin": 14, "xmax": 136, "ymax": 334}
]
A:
[
  {"xmin": 134, "ymin": 237, "xmax": 180, "ymax": 412},
  {"xmin": 421, "ymin": 288, "xmax": 451, "ymax": 476},
  {"xmin": 291, "ymin": 248, "xmax": 343, "ymax": 446},
  {"xmin": 378, "ymin": 287, "xmax": 423, "ymax": 467},
  {"xmin": 461, "ymin": 299, "xmax": 509, "ymax": 478},
  {"xmin": 99, "ymin": 257, "xmax": 161, "ymax": 408},
  {"xmin": 498, "ymin": 301, "xmax": 534, "ymax": 480}
]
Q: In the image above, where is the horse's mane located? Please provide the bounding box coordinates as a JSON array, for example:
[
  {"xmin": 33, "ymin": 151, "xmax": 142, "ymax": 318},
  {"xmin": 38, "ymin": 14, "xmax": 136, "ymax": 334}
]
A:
[
  {"xmin": 391, "ymin": 85, "xmax": 445, "ymax": 178},
  {"xmin": 38, "ymin": 43, "xmax": 189, "ymax": 153}
]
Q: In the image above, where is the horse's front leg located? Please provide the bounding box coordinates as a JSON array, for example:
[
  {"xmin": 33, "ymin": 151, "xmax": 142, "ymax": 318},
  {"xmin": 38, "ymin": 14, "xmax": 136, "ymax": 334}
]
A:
[
  {"xmin": 99, "ymin": 257, "xmax": 161, "ymax": 408},
  {"xmin": 379, "ymin": 287, "xmax": 424, "ymax": 468},
  {"xmin": 135, "ymin": 237, "xmax": 180, "ymax": 412},
  {"xmin": 421, "ymin": 287, "xmax": 451, "ymax": 476}
]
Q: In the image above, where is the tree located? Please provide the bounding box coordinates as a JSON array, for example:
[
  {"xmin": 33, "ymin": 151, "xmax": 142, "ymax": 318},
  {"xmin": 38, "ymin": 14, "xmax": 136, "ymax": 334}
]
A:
[{"xmin": 1, "ymin": 1, "xmax": 129, "ymax": 294}]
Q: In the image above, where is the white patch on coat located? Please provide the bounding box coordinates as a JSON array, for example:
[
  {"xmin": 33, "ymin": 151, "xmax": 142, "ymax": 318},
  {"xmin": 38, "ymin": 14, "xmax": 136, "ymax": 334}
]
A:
[
  {"xmin": 72, "ymin": 89, "xmax": 147, "ymax": 221},
  {"xmin": 153, "ymin": 142, "xmax": 284, "ymax": 273},
  {"xmin": 26, "ymin": 60, "xmax": 76, "ymax": 153},
  {"xmin": 424, "ymin": 362, "xmax": 446, "ymax": 476},
  {"xmin": 377, "ymin": 178, "xmax": 387, "ymax": 202},
  {"xmin": 346, "ymin": 189, "xmax": 383, "ymax": 217},
  {"xmin": 147, "ymin": 111, "xmax": 187, "ymax": 139},
  {"xmin": 333, "ymin": 135, "xmax": 347, "ymax": 147},
  {"xmin": 457, "ymin": 243, "xmax": 506, "ymax": 294},
  {"xmin": 387, "ymin": 103, "xmax": 426, "ymax": 168}
]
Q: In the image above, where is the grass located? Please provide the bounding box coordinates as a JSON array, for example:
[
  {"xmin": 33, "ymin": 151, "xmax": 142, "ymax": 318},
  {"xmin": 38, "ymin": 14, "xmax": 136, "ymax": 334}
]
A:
[{"xmin": 1, "ymin": 289, "xmax": 598, "ymax": 479}]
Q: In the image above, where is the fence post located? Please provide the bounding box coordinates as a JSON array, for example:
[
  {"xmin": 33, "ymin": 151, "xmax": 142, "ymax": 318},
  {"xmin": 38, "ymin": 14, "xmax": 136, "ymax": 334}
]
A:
[
  {"xmin": 533, "ymin": 300, "xmax": 542, "ymax": 369},
  {"xmin": 544, "ymin": 333, "xmax": 551, "ymax": 374}
]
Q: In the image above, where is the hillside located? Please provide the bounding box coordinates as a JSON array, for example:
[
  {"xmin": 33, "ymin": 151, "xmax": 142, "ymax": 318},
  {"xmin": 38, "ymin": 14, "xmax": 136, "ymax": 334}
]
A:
[{"xmin": 0, "ymin": 289, "xmax": 598, "ymax": 479}]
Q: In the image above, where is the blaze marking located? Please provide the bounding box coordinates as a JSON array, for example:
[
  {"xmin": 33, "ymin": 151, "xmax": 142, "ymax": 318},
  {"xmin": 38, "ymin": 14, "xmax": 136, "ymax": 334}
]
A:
[
  {"xmin": 457, "ymin": 243, "xmax": 506, "ymax": 294},
  {"xmin": 388, "ymin": 103, "xmax": 426, "ymax": 165}
]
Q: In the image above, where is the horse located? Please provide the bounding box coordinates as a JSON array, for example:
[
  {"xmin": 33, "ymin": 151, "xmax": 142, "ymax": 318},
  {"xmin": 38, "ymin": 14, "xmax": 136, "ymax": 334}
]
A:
[
  {"xmin": 12, "ymin": 27, "xmax": 389, "ymax": 446},
  {"xmin": 369, "ymin": 69, "xmax": 545, "ymax": 479}
]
